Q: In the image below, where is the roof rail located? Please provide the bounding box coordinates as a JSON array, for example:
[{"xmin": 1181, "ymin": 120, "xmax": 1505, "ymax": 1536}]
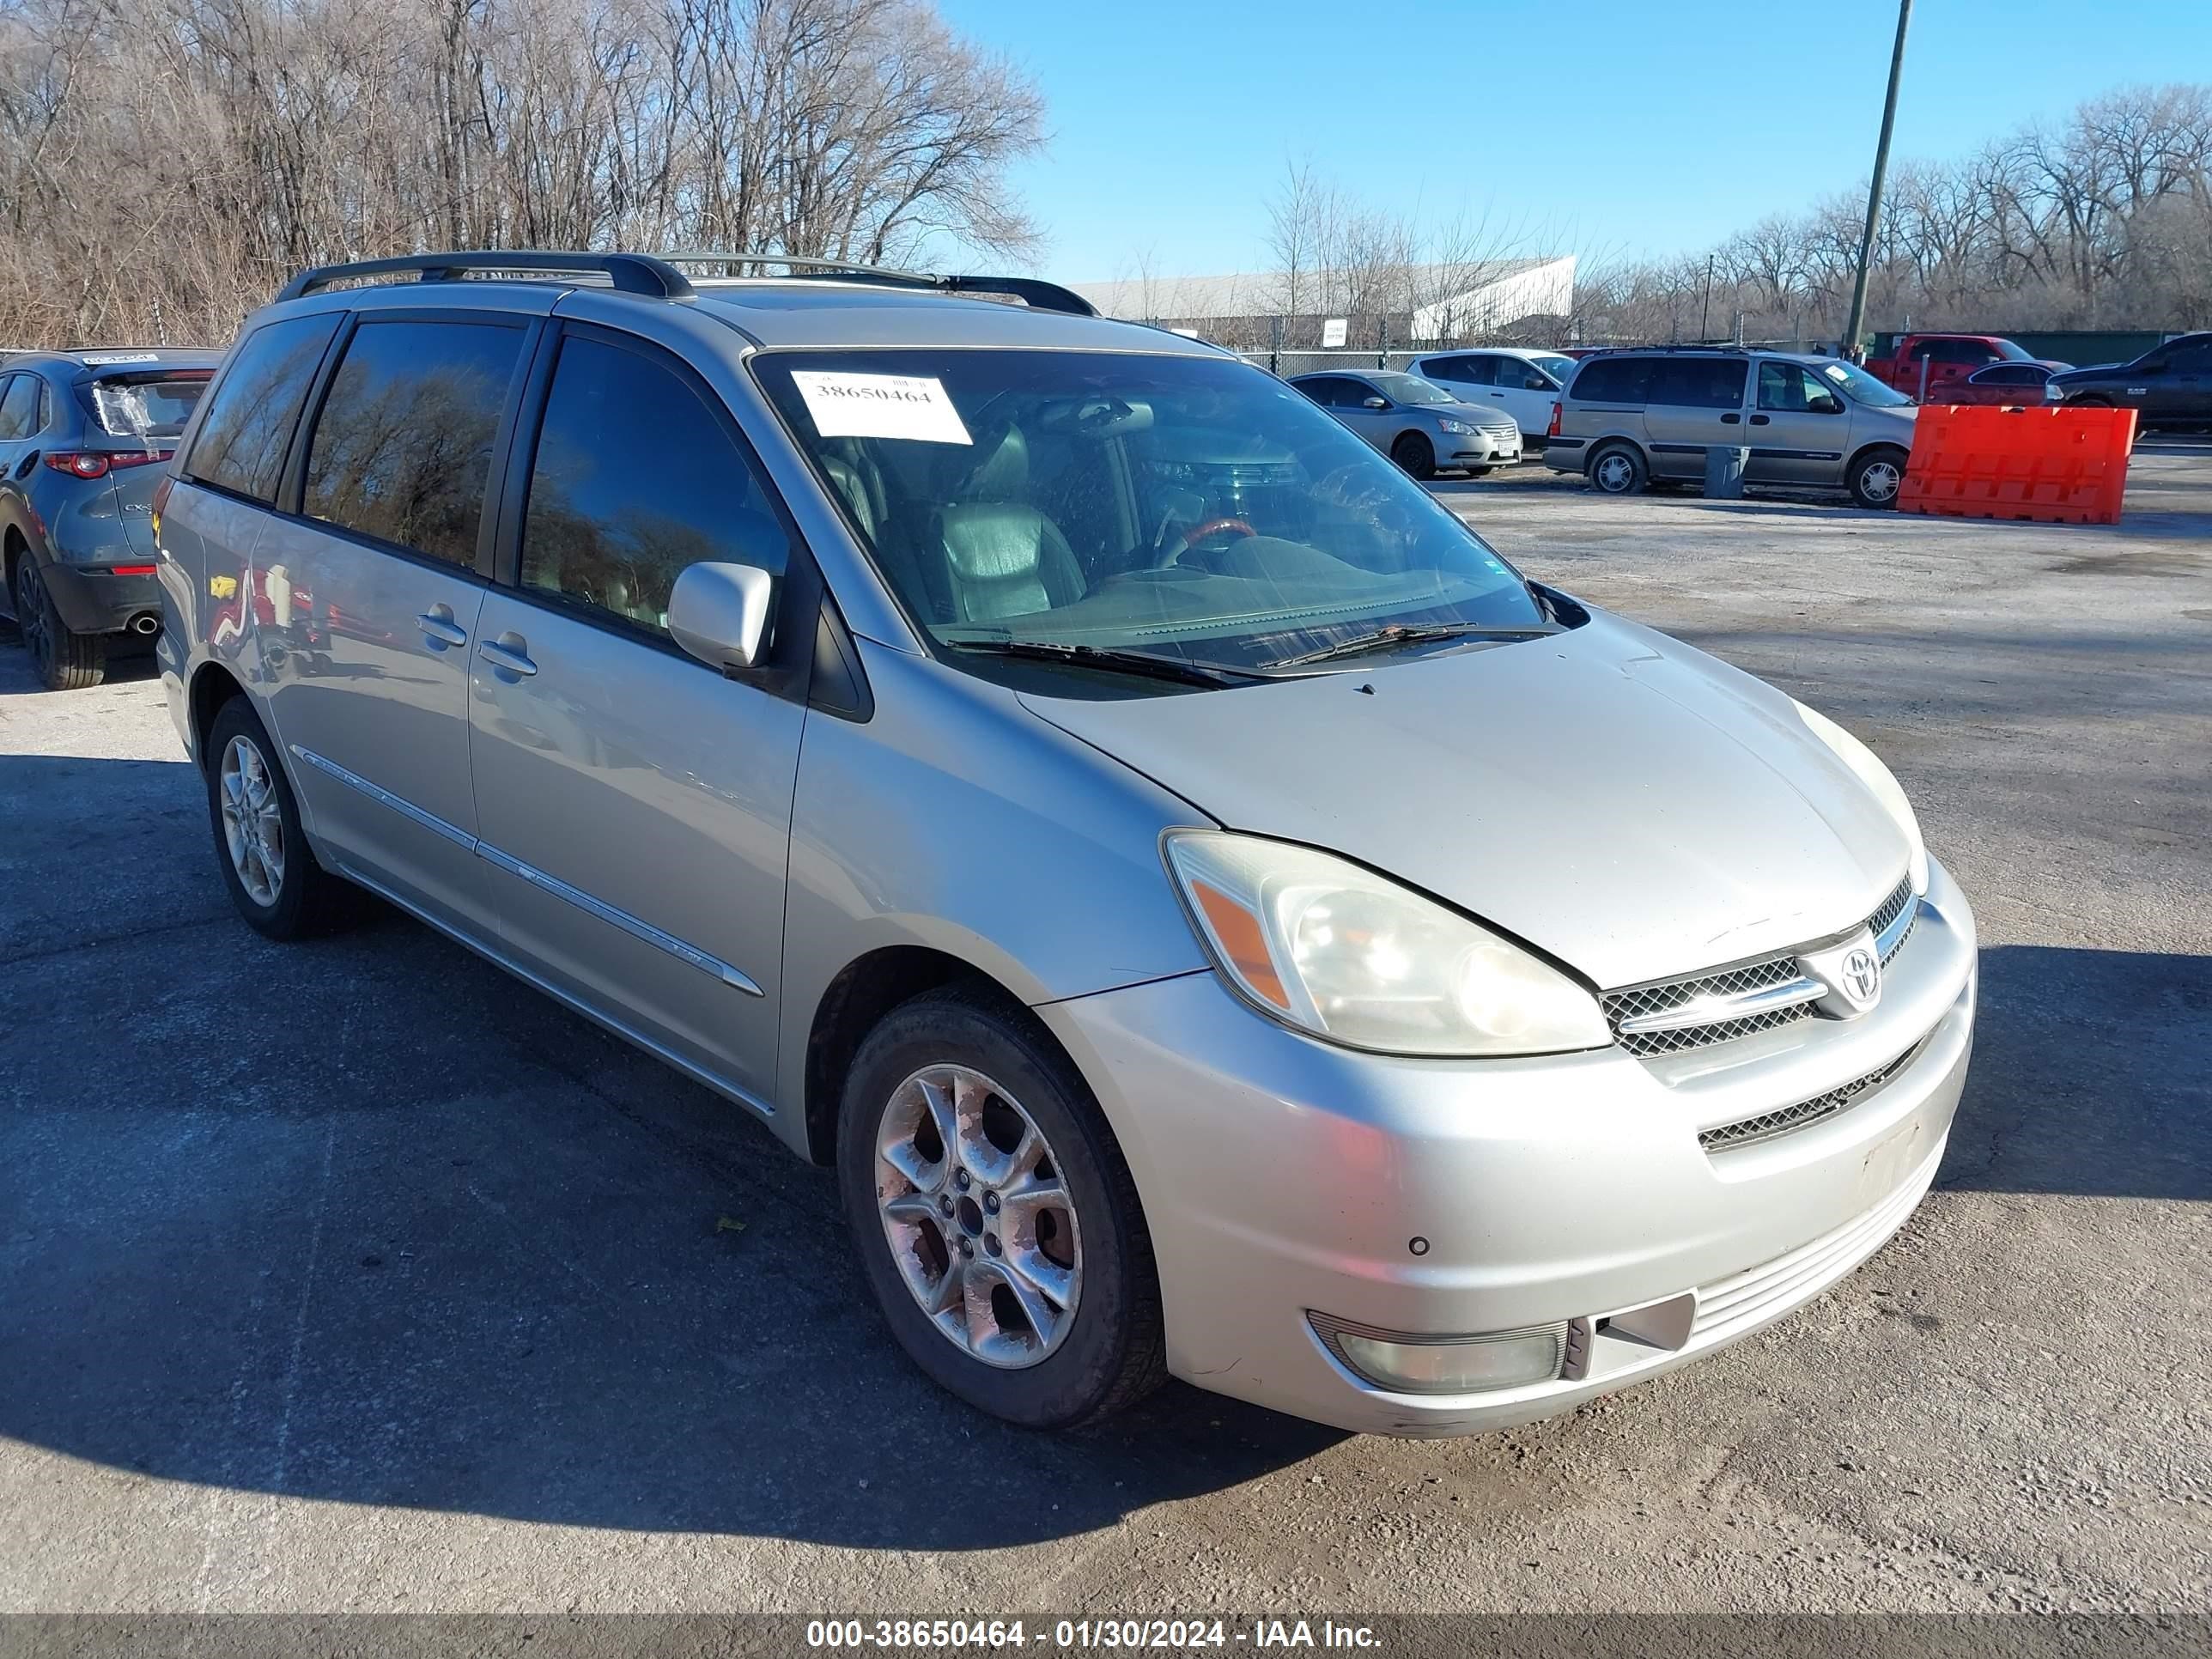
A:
[
  {"xmin": 658, "ymin": 251, "xmax": 1097, "ymax": 317},
  {"xmin": 274, "ymin": 252, "xmax": 695, "ymax": 303}
]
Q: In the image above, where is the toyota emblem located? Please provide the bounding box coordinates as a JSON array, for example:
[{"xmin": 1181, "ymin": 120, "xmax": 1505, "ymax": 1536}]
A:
[{"xmin": 1840, "ymin": 946, "xmax": 1881, "ymax": 1006}]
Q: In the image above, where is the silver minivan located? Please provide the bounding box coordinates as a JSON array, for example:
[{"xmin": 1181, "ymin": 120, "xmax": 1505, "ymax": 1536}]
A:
[
  {"xmin": 157, "ymin": 252, "xmax": 1976, "ymax": 1437},
  {"xmin": 1543, "ymin": 347, "xmax": 1920, "ymax": 507}
]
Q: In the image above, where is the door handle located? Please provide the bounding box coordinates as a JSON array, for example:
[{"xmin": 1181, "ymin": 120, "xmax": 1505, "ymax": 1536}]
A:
[
  {"xmin": 480, "ymin": 634, "xmax": 537, "ymax": 678},
  {"xmin": 1720, "ymin": 412, "xmax": 1741, "ymax": 424},
  {"xmin": 1489, "ymin": 391, "xmax": 1507, "ymax": 398},
  {"xmin": 416, "ymin": 607, "xmax": 468, "ymax": 648},
  {"xmin": 1749, "ymin": 414, "xmax": 1772, "ymax": 425}
]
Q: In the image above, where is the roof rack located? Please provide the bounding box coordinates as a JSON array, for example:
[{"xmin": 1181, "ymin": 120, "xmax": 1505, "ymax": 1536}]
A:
[
  {"xmin": 275, "ymin": 252, "xmax": 695, "ymax": 303},
  {"xmin": 658, "ymin": 251, "xmax": 1097, "ymax": 317}
]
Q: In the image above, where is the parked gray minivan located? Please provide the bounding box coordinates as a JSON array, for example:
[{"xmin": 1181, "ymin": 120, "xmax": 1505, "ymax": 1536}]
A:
[
  {"xmin": 1543, "ymin": 347, "xmax": 1919, "ymax": 507},
  {"xmin": 157, "ymin": 252, "xmax": 1975, "ymax": 1437}
]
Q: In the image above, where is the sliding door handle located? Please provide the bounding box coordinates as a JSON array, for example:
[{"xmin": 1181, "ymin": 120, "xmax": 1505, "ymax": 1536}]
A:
[{"xmin": 416, "ymin": 608, "xmax": 468, "ymax": 648}]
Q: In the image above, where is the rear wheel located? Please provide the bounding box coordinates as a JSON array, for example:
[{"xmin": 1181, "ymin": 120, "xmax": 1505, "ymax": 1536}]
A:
[
  {"xmin": 204, "ymin": 698, "xmax": 358, "ymax": 939},
  {"xmin": 1587, "ymin": 443, "xmax": 1647, "ymax": 495},
  {"xmin": 1390, "ymin": 432, "xmax": 1437, "ymax": 480},
  {"xmin": 15, "ymin": 557, "xmax": 104, "ymax": 690},
  {"xmin": 837, "ymin": 986, "xmax": 1165, "ymax": 1430},
  {"xmin": 1848, "ymin": 445, "xmax": 1908, "ymax": 509}
]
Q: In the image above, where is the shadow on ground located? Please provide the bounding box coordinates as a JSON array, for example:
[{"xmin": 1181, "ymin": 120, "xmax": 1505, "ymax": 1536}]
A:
[{"xmin": 1, "ymin": 745, "xmax": 2202, "ymax": 1549}]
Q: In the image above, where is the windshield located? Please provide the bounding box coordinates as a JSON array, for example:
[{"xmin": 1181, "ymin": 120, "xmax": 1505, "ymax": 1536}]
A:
[
  {"xmin": 1994, "ymin": 339, "xmax": 2033, "ymax": 362},
  {"xmin": 1530, "ymin": 354, "xmax": 1575, "ymax": 383},
  {"xmin": 754, "ymin": 349, "xmax": 1548, "ymax": 678},
  {"xmin": 1368, "ymin": 372, "xmax": 1454, "ymax": 404},
  {"xmin": 90, "ymin": 375, "xmax": 210, "ymax": 439},
  {"xmin": 1818, "ymin": 360, "xmax": 1915, "ymax": 408}
]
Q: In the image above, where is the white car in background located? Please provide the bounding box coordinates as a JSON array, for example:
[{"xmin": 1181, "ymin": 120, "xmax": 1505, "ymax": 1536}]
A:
[{"xmin": 1407, "ymin": 347, "xmax": 1577, "ymax": 441}]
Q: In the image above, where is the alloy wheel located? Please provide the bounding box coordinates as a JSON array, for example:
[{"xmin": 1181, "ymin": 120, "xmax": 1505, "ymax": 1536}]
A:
[
  {"xmin": 1594, "ymin": 452, "xmax": 1638, "ymax": 492},
  {"xmin": 16, "ymin": 562, "xmax": 50, "ymax": 672},
  {"xmin": 874, "ymin": 1063, "xmax": 1082, "ymax": 1369},
  {"xmin": 1859, "ymin": 459, "xmax": 1901, "ymax": 503},
  {"xmin": 218, "ymin": 734, "xmax": 287, "ymax": 908}
]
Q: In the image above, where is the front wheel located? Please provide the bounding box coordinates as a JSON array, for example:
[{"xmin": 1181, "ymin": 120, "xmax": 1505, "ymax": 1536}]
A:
[
  {"xmin": 15, "ymin": 557, "xmax": 105, "ymax": 690},
  {"xmin": 837, "ymin": 986, "xmax": 1164, "ymax": 1430},
  {"xmin": 1848, "ymin": 446, "xmax": 1909, "ymax": 509},
  {"xmin": 1390, "ymin": 432, "xmax": 1437, "ymax": 480}
]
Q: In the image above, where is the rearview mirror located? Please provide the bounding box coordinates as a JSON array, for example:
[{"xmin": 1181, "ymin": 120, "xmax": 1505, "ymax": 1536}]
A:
[
  {"xmin": 669, "ymin": 561, "xmax": 775, "ymax": 674},
  {"xmin": 1362, "ymin": 396, "xmax": 1389, "ymax": 410}
]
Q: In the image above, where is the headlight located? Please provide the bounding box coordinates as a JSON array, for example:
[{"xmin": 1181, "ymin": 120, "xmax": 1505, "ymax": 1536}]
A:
[
  {"xmin": 1794, "ymin": 701, "xmax": 1929, "ymax": 894},
  {"xmin": 1436, "ymin": 417, "xmax": 1474, "ymax": 435},
  {"xmin": 1163, "ymin": 832, "xmax": 1611, "ymax": 1056}
]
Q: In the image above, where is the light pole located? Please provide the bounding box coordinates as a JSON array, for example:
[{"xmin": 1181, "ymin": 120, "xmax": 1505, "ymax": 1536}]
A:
[{"xmin": 1841, "ymin": 0, "xmax": 1912, "ymax": 362}]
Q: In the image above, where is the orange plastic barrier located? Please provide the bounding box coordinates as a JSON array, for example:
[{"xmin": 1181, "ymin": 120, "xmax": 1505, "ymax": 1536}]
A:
[{"xmin": 1898, "ymin": 404, "xmax": 2136, "ymax": 525}]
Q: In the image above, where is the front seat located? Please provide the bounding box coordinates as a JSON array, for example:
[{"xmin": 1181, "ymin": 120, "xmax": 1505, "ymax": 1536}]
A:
[{"xmin": 933, "ymin": 424, "xmax": 1085, "ymax": 623}]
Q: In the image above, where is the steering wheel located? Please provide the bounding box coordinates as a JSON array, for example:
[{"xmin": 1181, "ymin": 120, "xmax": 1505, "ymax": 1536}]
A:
[{"xmin": 1169, "ymin": 516, "xmax": 1257, "ymax": 560}]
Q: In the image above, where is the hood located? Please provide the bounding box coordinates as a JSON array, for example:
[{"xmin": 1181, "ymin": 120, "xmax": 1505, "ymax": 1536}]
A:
[
  {"xmin": 1018, "ymin": 610, "xmax": 1909, "ymax": 989},
  {"xmin": 2050, "ymin": 362, "xmax": 2123, "ymax": 384},
  {"xmin": 1437, "ymin": 400, "xmax": 1516, "ymax": 429}
]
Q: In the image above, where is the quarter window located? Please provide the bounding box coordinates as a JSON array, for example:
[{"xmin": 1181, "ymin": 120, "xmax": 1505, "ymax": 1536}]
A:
[
  {"xmin": 185, "ymin": 313, "xmax": 343, "ymax": 503},
  {"xmin": 1567, "ymin": 357, "xmax": 1652, "ymax": 404},
  {"xmin": 519, "ymin": 334, "xmax": 787, "ymax": 635},
  {"xmin": 302, "ymin": 319, "xmax": 524, "ymax": 567},
  {"xmin": 0, "ymin": 375, "xmax": 38, "ymax": 440}
]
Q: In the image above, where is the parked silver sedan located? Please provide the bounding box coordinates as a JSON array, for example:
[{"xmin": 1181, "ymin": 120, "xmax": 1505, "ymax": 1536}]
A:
[
  {"xmin": 1290, "ymin": 368, "xmax": 1522, "ymax": 477},
  {"xmin": 160, "ymin": 252, "xmax": 1975, "ymax": 1437}
]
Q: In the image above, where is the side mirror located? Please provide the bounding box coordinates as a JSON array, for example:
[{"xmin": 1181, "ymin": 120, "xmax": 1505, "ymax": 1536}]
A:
[
  {"xmin": 1362, "ymin": 396, "xmax": 1389, "ymax": 410},
  {"xmin": 1524, "ymin": 374, "xmax": 1550, "ymax": 391},
  {"xmin": 1810, "ymin": 393, "xmax": 1845, "ymax": 416},
  {"xmin": 669, "ymin": 561, "xmax": 775, "ymax": 674}
]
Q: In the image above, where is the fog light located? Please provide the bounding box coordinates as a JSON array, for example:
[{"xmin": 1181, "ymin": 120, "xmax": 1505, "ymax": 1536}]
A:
[{"xmin": 1309, "ymin": 1312, "xmax": 1566, "ymax": 1395}]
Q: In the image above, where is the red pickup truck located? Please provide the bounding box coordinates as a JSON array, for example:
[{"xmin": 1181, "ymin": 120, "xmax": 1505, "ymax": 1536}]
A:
[{"xmin": 1864, "ymin": 332, "xmax": 2067, "ymax": 399}]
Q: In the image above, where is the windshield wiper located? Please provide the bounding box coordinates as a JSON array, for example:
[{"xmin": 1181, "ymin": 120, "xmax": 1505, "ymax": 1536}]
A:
[
  {"xmin": 944, "ymin": 637, "xmax": 1269, "ymax": 687},
  {"xmin": 1264, "ymin": 622, "xmax": 1555, "ymax": 670}
]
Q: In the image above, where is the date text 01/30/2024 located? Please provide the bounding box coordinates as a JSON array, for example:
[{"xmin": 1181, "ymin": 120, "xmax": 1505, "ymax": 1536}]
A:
[{"xmin": 805, "ymin": 1619, "xmax": 1382, "ymax": 1650}]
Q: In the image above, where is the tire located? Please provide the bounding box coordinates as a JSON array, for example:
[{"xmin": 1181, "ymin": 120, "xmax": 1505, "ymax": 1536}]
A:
[
  {"xmin": 1587, "ymin": 442, "xmax": 1647, "ymax": 495},
  {"xmin": 837, "ymin": 985, "xmax": 1165, "ymax": 1430},
  {"xmin": 1463, "ymin": 465, "xmax": 1494, "ymax": 478},
  {"xmin": 2069, "ymin": 395, "xmax": 2111, "ymax": 407},
  {"xmin": 1390, "ymin": 432, "xmax": 1437, "ymax": 480},
  {"xmin": 204, "ymin": 697, "xmax": 359, "ymax": 939},
  {"xmin": 1848, "ymin": 445, "xmax": 1909, "ymax": 509},
  {"xmin": 14, "ymin": 556, "xmax": 105, "ymax": 690}
]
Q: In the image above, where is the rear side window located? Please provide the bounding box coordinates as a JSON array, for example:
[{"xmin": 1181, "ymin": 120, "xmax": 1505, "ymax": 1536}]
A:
[
  {"xmin": 0, "ymin": 374, "xmax": 38, "ymax": 440},
  {"xmin": 302, "ymin": 319, "xmax": 525, "ymax": 567},
  {"xmin": 1649, "ymin": 358, "xmax": 1747, "ymax": 409},
  {"xmin": 1436, "ymin": 356, "xmax": 1490, "ymax": 385},
  {"xmin": 1570, "ymin": 357, "xmax": 1654, "ymax": 404},
  {"xmin": 519, "ymin": 333, "xmax": 787, "ymax": 635},
  {"xmin": 185, "ymin": 313, "xmax": 343, "ymax": 502}
]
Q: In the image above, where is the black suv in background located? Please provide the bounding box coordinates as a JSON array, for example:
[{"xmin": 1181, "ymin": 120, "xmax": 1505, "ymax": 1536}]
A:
[
  {"xmin": 0, "ymin": 348, "xmax": 219, "ymax": 688},
  {"xmin": 2050, "ymin": 332, "xmax": 2212, "ymax": 431}
]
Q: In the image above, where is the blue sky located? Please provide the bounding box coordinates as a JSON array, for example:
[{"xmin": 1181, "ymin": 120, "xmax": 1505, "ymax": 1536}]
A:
[{"xmin": 933, "ymin": 0, "xmax": 2212, "ymax": 282}]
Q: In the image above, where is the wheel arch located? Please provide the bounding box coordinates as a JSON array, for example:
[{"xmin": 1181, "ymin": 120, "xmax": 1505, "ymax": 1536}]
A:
[
  {"xmin": 187, "ymin": 659, "xmax": 251, "ymax": 772},
  {"xmin": 803, "ymin": 944, "xmax": 1049, "ymax": 1167},
  {"xmin": 1584, "ymin": 436, "xmax": 1648, "ymax": 480},
  {"xmin": 1845, "ymin": 437, "xmax": 1911, "ymax": 476}
]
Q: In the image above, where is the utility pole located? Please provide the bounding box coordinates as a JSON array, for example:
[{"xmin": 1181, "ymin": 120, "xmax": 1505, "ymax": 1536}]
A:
[
  {"xmin": 1700, "ymin": 253, "xmax": 1715, "ymax": 340},
  {"xmin": 1842, "ymin": 0, "xmax": 1912, "ymax": 362}
]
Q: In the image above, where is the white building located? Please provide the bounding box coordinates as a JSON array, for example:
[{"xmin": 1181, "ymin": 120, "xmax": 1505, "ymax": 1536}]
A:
[{"xmin": 1068, "ymin": 256, "xmax": 1576, "ymax": 342}]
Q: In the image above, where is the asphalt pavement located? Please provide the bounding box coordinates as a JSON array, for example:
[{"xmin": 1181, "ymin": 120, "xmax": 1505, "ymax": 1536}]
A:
[{"xmin": 1, "ymin": 446, "xmax": 2206, "ymax": 1617}]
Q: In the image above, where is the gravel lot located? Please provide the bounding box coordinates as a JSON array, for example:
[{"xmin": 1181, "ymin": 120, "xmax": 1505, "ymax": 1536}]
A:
[{"xmin": 2, "ymin": 445, "xmax": 2207, "ymax": 1618}]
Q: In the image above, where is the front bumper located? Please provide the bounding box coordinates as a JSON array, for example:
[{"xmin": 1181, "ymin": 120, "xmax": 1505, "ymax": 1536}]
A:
[
  {"xmin": 1445, "ymin": 429, "xmax": 1521, "ymax": 467},
  {"xmin": 35, "ymin": 558, "xmax": 162, "ymax": 635},
  {"xmin": 1039, "ymin": 858, "xmax": 1976, "ymax": 1437}
]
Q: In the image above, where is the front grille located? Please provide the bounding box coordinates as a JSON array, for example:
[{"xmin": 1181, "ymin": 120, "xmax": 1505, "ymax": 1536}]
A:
[
  {"xmin": 1603, "ymin": 875, "xmax": 1917, "ymax": 1059},
  {"xmin": 1698, "ymin": 1041, "xmax": 1922, "ymax": 1152}
]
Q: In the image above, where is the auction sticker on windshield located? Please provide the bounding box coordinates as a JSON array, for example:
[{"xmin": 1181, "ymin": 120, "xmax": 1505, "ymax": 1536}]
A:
[{"xmin": 792, "ymin": 370, "xmax": 973, "ymax": 445}]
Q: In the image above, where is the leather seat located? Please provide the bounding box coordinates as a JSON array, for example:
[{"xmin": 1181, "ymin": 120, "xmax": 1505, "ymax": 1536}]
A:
[{"xmin": 933, "ymin": 424, "xmax": 1085, "ymax": 623}]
